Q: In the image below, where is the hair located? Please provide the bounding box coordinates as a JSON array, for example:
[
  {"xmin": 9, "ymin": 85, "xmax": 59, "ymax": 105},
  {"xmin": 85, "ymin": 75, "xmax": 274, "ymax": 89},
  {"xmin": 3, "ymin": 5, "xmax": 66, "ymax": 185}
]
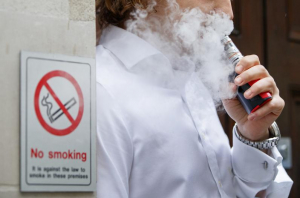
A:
[{"xmin": 96, "ymin": 0, "xmax": 148, "ymax": 30}]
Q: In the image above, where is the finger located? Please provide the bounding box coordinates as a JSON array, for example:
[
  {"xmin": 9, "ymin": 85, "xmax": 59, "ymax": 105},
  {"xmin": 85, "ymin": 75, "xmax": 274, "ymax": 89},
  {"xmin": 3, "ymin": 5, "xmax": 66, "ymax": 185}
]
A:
[
  {"xmin": 235, "ymin": 55, "xmax": 260, "ymax": 74},
  {"xmin": 248, "ymin": 97, "xmax": 285, "ymax": 121},
  {"xmin": 234, "ymin": 65, "xmax": 270, "ymax": 86},
  {"xmin": 229, "ymin": 82, "xmax": 238, "ymax": 93},
  {"xmin": 243, "ymin": 77, "xmax": 278, "ymax": 99}
]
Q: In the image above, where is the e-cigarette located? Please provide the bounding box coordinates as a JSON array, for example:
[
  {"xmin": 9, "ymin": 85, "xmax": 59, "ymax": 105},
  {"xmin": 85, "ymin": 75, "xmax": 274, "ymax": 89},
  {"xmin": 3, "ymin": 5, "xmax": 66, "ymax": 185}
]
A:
[{"xmin": 221, "ymin": 36, "xmax": 272, "ymax": 114}]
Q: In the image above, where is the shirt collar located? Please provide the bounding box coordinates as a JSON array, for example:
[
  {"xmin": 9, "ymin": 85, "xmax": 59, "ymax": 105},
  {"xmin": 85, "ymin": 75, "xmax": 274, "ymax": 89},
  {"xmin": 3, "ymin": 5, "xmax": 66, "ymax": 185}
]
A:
[{"xmin": 100, "ymin": 25, "xmax": 162, "ymax": 69}]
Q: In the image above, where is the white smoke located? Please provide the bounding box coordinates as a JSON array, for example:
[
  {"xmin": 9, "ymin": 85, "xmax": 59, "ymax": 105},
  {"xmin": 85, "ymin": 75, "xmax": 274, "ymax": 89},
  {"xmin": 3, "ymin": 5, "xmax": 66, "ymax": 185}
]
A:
[{"xmin": 125, "ymin": 0, "xmax": 236, "ymax": 108}]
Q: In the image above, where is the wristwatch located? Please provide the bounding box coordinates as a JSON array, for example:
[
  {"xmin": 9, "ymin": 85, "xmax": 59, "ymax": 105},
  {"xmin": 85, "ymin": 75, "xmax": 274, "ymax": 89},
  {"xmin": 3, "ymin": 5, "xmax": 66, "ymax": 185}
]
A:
[{"xmin": 234, "ymin": 122, "xmax": 281, "ymax": 150}]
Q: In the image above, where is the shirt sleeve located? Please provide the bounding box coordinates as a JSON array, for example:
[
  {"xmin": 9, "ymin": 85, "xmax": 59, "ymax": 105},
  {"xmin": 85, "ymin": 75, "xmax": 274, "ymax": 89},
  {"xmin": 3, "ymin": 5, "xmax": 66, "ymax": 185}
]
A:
[
  {"xmin": 96, "ymin": 83, "xmax": 133, "ymax": 198},
  {"xmin": 231, "ymin": 129, "xmax": 293, "ymax": 198}
]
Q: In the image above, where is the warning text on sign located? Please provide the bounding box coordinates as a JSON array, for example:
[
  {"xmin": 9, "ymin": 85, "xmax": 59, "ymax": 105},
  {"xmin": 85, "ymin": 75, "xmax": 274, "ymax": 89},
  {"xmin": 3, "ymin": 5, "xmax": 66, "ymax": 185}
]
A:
[
  {"xmin": 29, "ymin": 165, "xmax": 89, "ymax": 180},
  {"xmin": 31, "ymin": 148, "xmax": 87, "ymax": 162}
]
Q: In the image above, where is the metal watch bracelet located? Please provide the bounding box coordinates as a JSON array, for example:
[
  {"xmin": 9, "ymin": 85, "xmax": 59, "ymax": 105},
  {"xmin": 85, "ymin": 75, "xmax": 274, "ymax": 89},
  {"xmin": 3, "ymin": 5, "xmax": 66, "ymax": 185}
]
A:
[{"xmin": 234, "ymin": 122, "xmax": 281, "ymax": 150}]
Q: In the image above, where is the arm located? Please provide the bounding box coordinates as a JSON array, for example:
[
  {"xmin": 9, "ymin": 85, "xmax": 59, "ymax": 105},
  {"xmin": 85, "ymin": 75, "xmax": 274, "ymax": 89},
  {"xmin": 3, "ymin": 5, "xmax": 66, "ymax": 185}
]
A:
[
  {"xmin": 97, "ymin": 83, "xmax": 133, "ymax": 198},
  {"xmin": 231, "ymin": 127, "xmax": 293, "ymax": 198},
  {"xmin": 223, "ymin": 55, "xmax": 293, "ymax": 197}
]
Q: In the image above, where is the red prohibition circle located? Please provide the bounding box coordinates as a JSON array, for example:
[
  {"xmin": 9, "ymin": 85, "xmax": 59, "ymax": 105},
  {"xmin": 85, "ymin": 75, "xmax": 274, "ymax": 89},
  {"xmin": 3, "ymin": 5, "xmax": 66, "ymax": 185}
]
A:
[{"xmin": 34, "ymin": 70, "xmax": 84, "ymax": 136}]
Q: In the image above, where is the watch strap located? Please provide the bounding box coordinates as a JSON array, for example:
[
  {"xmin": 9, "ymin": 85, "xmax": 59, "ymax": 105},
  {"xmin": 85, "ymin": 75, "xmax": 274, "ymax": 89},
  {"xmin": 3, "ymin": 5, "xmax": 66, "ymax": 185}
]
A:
[{"xmin": 233, "ymin": 123, "xmax": 280, "ymax": 150}]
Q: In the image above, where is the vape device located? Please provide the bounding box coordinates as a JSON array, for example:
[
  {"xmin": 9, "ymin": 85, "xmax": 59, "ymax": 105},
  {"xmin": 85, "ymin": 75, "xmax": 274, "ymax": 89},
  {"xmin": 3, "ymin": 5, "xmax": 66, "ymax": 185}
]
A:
[{"xmin": 222, "ymin": 36, "xmax": 272, "ymax": 114}]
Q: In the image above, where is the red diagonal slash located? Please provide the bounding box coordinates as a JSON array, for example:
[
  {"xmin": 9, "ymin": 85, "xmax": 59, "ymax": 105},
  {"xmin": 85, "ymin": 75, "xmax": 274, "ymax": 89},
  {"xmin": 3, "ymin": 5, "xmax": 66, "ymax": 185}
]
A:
[{"xmin": 44, "ymin": 82, "xmax": 75, "ymax": 123}]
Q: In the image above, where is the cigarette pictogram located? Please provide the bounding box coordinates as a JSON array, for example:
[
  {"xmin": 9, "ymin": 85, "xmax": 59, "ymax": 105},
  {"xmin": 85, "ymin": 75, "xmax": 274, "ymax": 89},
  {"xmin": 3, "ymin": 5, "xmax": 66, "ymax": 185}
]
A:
[{"xmin": 41, "ymin": 94, "xmax": 77, "ymax": 123}]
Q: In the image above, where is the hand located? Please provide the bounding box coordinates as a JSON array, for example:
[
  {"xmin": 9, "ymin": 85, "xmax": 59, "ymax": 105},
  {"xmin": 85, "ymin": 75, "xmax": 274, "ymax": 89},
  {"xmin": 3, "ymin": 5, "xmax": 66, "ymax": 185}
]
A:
[{"xmin": 222, "ymin": 55, "xmax": 285, "ymax": 141}]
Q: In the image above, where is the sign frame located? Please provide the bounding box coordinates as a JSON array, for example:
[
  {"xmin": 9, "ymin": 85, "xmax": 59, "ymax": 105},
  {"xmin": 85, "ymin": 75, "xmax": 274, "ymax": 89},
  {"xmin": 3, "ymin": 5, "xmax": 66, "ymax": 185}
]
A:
[{"xmin": 20, "ymin": 51, "xmax": 96, "ymax": 192}]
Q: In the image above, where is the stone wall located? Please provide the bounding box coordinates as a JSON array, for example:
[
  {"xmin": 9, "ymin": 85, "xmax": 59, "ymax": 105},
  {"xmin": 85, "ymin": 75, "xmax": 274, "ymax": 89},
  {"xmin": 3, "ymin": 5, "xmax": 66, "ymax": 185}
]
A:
[{"xmin": 0, "ymin": 0, "xmax": 96, "ymax": 197}]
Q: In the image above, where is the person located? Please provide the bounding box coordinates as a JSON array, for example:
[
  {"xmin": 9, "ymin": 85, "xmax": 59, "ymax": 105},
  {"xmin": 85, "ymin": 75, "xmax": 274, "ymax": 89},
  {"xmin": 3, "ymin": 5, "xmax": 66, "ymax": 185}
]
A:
[{"xmin": 95, "ymin": 0, "xmax": 293, "ymax": 197}]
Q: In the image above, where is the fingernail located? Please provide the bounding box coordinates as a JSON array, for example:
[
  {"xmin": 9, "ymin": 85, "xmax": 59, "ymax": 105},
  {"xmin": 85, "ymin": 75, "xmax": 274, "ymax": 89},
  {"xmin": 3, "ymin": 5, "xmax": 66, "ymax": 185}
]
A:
[
  {"xmin": 245, "ymin": 90, "xmax": 252, "ymax": 98},
  {"xmin": 236, "ymin": 65, "xmax": 243, "ymax": 73},
  {"xmin": 235, "ymin": 76, "xmax": 242, "ymax": 85}
]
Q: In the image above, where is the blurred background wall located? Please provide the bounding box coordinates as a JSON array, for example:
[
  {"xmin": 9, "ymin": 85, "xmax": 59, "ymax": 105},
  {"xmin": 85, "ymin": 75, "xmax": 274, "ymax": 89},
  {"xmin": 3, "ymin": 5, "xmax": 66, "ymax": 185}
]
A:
[
  {"xmin": 0, "ymin": 0, "xmax": 96, "ymax": 197},
  {"xmin": 1, "ymin": 0, "xmax": 300, "ymax": 197},
  {"xmin": 219, "ymin": 0, "xmax": 300, "ymax": 197}
]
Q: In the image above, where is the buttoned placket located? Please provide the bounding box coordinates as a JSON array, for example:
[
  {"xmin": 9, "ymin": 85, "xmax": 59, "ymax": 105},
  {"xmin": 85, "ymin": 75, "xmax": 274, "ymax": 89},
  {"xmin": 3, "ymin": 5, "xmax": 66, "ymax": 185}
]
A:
[{"xmin": 182, "ymin": 73, "xmax": 227, "ymax": 198}]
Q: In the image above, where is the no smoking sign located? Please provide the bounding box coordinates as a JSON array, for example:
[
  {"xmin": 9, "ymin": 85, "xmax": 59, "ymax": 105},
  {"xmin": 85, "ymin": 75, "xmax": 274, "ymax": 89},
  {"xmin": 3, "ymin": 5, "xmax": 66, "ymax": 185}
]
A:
[
  {"xmin": 35, "ymin": 70, "xmax": 84, "ymax": 136},
  {"xmin": 20, "ymin": 51, "xmax": 96, "ymax": 192}
]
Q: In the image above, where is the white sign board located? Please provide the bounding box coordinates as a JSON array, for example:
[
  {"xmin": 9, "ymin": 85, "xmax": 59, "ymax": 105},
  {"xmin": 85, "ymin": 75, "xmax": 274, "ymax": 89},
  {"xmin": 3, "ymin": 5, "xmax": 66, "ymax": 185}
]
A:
[{"xmin": 20, "ymin": 51, "xmax": 96, "ymax": 192}]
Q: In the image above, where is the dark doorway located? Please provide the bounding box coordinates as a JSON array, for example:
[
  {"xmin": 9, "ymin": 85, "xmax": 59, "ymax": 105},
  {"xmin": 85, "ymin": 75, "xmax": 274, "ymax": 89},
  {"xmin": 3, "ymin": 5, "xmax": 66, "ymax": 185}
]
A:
[{"xmin": 219, "ymin": 0, "xmax": 300, "ymax": 197}]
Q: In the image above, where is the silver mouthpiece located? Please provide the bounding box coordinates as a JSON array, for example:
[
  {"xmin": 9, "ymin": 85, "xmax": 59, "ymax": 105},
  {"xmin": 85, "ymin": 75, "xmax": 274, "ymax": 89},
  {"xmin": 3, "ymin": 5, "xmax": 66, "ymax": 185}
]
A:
[{"xmin": 222, "ymin": 36, "xmax": 243, "ymax": 67}]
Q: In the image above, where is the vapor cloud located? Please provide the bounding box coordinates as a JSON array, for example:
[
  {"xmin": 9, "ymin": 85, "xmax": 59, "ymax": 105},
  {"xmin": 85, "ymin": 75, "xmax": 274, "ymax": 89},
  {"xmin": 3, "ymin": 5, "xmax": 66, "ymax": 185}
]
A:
[{"xmin": 125, "ymin": 0, "xmax": 236, "ymax": 108}]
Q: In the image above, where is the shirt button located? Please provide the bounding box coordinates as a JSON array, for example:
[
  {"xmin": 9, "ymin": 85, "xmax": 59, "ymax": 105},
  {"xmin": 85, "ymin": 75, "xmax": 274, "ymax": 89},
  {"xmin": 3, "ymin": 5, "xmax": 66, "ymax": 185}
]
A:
[
  {"xmin": 263, "ymin": 161, "xmax": 268, "ymax": 169},
  {"xmin": 218, "ymin": 180, "xmax": 222, "ymax": 187},
  {"xmin": 201, "ymin": 133, "xmax": 206, "ymax": 139}
]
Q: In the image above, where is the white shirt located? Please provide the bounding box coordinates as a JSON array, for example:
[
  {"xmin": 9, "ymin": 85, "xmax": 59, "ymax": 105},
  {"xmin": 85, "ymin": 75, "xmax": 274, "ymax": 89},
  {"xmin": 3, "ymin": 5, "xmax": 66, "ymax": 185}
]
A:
[{"xmin": 96, "ymin": 25, "xmax": 293, "ymax": 198}]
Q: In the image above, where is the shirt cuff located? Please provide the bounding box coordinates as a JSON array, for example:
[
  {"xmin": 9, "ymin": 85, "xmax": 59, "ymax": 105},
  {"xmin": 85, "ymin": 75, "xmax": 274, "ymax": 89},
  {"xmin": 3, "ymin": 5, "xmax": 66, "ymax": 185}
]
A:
[{"xmin": 232, "ymin": 128, "xmax": 282, "ymax": 183}]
